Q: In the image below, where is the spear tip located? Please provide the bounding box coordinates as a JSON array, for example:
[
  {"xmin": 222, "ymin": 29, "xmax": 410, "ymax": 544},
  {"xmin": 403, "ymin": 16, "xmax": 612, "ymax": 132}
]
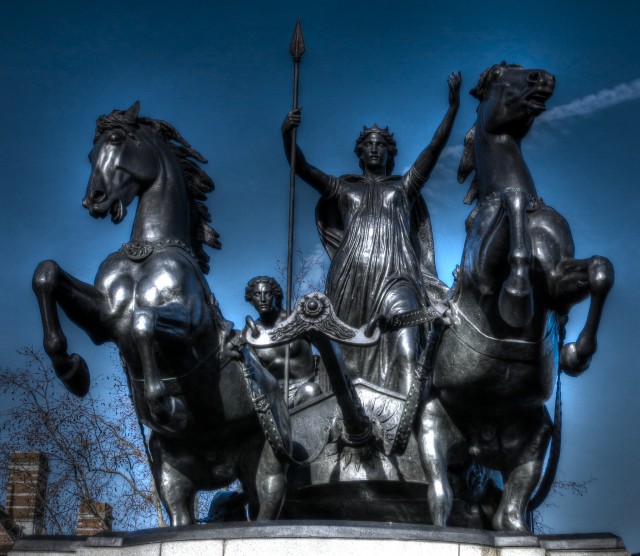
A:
[{"xmin": 289, "ymin": 19, "xmax": 305, "ymax": 60}]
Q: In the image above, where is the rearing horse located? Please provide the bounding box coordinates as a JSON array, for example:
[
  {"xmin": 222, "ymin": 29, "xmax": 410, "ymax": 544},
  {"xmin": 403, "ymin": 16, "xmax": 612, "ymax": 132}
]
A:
[
  {"xmin": 417, "ymin": 64, "xmax": 613, "ymax": 531},
  {"xmin": 32, "ymin": 102, "xmax": 289, "ymax": 525}
]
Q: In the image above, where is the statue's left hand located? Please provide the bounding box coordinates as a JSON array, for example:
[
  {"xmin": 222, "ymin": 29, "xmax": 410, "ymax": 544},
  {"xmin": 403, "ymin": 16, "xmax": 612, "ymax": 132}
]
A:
[{"xmin": 448, "ymin": 72, "xmax": 462, "ymax": 107}]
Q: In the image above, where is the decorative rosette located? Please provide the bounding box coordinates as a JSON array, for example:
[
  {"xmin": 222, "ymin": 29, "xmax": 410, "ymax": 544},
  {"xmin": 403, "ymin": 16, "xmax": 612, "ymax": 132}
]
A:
[
  {"xmin": 121, "ymin": 241, "xmax": 154, "ymax": 261},
  {"xmin": 298, "ymin": 293, "xmax": 330, "ymax": 324}
]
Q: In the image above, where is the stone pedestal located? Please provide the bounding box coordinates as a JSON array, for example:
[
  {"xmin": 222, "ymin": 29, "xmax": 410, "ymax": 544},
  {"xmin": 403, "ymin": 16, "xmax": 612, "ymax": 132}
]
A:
[{"xmin": 8, "ymin": 522, "xmax": 630, "ymax": 556}]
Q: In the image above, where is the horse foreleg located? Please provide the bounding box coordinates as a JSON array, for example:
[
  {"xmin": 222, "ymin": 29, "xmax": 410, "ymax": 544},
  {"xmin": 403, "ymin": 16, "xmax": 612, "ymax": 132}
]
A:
[
  {"xmin": 255, "ymin": 440, "xmax": 287, "ymax": 520},
  {"xmin": 554, "ymin": 256, "xmax": 614, "ymax": 376},
  {"xmin": 499, "ymin": 188, "xmax": 534, "ymax": 328},
  {"xmin": 417, "ymin": 397, "xmax": 465, "ymax": 526},
  {"xmin": 131, "ymin": 305, "xmax": 189, "ymax": 431},
  {"xmin": 32, "ymin": 260, "xmax": 109, "ymax": 396}
]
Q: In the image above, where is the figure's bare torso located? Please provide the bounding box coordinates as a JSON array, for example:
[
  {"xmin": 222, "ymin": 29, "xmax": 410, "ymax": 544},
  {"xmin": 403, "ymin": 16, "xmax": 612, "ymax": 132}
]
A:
[{"xmin": 251, "ymin": 313, "xmax": 315, "ymax": 381}]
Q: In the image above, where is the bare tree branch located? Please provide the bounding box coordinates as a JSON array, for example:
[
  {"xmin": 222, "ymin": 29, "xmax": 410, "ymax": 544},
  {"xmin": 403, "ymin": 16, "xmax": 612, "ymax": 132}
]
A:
[{"xmin": 0, "ymin": 348, "xmax": 164, "ymax": 533}]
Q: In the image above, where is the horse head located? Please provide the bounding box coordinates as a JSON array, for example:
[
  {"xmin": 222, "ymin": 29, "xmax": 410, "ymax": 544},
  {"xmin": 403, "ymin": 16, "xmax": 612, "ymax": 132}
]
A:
[
  {"xmin": 83, "ymin": 101, "xmax": 163, "ymax": 223},
  {"xmin": 458, "ymin": 63, "xmax": 556, "ymax": 202},
  {"xmin": 471, "ymin": 62, "xmax": 555, "ymax": 138},
  {"xmin": 82, "ymin": 101, "xmax": 220, "ymax": 273}
]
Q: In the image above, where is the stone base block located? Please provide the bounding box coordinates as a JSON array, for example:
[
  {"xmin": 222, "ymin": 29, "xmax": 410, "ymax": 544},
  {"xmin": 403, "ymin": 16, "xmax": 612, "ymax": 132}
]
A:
[{"xmin": 9, "ymin": 522, "xmax": 630, "ymax": 556}]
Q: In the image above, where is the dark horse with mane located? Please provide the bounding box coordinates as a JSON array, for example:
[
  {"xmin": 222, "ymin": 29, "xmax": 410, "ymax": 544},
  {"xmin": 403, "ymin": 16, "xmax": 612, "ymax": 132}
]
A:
[
  {"xmin": 32, "ymin": 102, "xmax": 290, "ymax": 526},
  {"xmin": 417, "ymin": 64, "xmax": 613, "ymax": 531}
]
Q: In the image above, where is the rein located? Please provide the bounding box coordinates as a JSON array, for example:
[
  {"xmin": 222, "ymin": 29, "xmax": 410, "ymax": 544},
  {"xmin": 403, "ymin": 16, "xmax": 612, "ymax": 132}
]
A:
[
  {"xmin": 128, "ymin": 347, "xmax": 221, "ymax": 394},
  {"xmin": 448, "ymin": 304, "xmax": 556, "ymax": 360},
  {"xmin": 465, "ymin": 192, "xmax": 544, "ymax": 233}
]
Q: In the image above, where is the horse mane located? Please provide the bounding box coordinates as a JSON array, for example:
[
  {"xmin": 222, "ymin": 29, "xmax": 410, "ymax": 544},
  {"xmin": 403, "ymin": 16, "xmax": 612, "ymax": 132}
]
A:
[
  {"xmin": 95, "ymin": 109, "xmax": 221, "ymax": 274},
  {"xmin": 457, "ymin": 124, "xmax": 478, "ymax": 207},
  {"xmin": 470, "ymin": 61, "xmax": 524, "ymax": 100}
]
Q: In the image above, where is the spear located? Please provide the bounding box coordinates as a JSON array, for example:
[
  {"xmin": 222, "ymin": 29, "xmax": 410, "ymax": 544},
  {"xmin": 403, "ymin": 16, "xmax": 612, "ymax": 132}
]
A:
[{"xmin": 284, "ymin": 20, "xmax": 305, "ymax": 402}]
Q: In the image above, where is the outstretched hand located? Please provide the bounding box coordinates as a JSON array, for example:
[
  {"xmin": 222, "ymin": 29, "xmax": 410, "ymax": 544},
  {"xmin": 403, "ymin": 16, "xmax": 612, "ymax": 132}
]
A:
[
  {"xmin": 282, "ymin": 107, "xmax": 302, "ymax": 135},
  {"xmin": 448, "ymin": 72, "xmax": 462, "ymax": 107}
]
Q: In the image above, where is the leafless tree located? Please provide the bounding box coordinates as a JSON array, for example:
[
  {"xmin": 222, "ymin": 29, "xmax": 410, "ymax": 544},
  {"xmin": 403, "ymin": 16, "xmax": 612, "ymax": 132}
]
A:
[
  {"xmin": 0, "ymin": 348, "xmax": 166, "ymax": 533},
  {"xmin": 276, "ymin": 247, "xmax": 327, "ymax": 303},
  {"xmin": 0, "ymin": 341, "xmax": 589, "ymax": 535},
  {"xmin": 531, "ymin": 476, "xmax": 594, "ymax": 533}
]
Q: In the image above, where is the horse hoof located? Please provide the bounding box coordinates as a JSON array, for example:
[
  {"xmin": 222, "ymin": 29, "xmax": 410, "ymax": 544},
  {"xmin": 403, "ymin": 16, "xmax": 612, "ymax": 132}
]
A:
[
  {"xmin": 493, "ymin": 510, "xmax": 530, "ymax": 532},
  {"xmin": 168, "ymin": 397, "xmax": 188, "ymax": 432},
  {"xmin": 54, "ymin": 353, "xmax": 90, "ymax": 397},
  {"xmin": 292, "ymin": 382, "xmax": 322, "ymax": 407},
  {"xmin": 150, "ymin": 401, "xmax": 171, "ymax": 425},
  {"xmin": 560, "ymin": 342, "xmax": 591, "ymax": 376},
  {"xmin": 499, "ymin": 284, "xmax": 533, "ymax": 328},
  {"xmin": 151, "ymin": 396, "xmax": 188, "ymax": 432}
]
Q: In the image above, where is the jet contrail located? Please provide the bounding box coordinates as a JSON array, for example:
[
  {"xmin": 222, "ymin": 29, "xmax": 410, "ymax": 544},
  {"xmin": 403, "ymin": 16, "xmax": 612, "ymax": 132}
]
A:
[
  {"xmin": 416, "ymin": 78, "xmax": 640, "ymax": 172},
  {"xmin": 541, "ymin": 78, "xmax": 640, "ymax": 122}
]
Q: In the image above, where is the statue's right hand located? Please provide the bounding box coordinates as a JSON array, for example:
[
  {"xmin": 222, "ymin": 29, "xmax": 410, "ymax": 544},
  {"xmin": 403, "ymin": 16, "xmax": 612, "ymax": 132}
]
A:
[{"xmin": 282, "ymin": 107, "xmax": 302, "ymax": 134}]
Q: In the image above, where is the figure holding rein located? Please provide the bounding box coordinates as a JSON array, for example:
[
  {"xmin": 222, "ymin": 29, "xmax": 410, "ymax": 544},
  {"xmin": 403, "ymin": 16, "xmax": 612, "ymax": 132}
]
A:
[
  {"xmin": 281, "ymin": 72, "xmax": 460, "ymax": 396},
  {"xmin": 244, "ymin": 276, "xmax": 322, "ymax": 407}
]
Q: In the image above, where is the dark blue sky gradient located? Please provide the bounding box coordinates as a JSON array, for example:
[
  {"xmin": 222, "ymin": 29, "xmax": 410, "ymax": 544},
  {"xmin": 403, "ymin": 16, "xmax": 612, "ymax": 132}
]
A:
[{"xmin": 1, "ymin": 0, "xmax": 639, "ymax": 546}]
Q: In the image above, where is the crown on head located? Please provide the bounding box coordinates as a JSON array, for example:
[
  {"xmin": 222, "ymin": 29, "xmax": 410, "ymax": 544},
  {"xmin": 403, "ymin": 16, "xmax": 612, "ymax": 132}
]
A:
[{"xmin": 356, "ymin": 123, "xmax": 396, "ymax": 146}]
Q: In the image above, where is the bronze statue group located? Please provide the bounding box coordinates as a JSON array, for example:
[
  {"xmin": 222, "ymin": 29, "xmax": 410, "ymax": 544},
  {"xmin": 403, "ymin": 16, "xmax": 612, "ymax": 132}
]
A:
[{"xmin": 33, "ymin": 63, "xmax": 613, "ymax": 532}]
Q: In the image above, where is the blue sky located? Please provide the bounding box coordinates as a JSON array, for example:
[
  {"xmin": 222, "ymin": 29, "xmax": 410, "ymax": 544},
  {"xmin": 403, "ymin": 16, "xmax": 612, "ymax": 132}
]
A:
[{"xmin": 1, "ymin": 0, "xmax": 639, "ymax": 547}]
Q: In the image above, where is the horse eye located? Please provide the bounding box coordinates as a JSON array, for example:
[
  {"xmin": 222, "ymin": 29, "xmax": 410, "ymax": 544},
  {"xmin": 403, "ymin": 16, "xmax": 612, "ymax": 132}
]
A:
[{"xmin": 108, "ymin": 132, "xmax": 124, "ymax": 144}]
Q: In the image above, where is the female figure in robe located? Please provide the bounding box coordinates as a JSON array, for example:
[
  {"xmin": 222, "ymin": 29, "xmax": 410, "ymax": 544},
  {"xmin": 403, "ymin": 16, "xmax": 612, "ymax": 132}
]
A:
[{"xmin": 281, "ymin": 73, "xmax": 460, "ymax": 395}]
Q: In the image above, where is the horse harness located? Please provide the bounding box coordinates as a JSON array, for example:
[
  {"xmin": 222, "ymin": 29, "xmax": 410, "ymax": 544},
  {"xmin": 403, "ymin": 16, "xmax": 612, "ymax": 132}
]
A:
[
  {"xmin": 465, "ymin": 190, "xmax": 544, "ymax": 233},
  {"xmin": 121, "ymin": 238, "xmax": 230, "ymax": 386},
  {"xmin": 382, "ymin": 301, "xmax": 449, "ymax": 454},
  {"xmin": 120, "ymin": 238, "xmax": 200, "ymax": 262},
  {"xmin": 120, "ymin": 239, "xmax": 453, "ymax": 458},
  {"xmin": 121, "ymin": 238, "xmax": 293, "ymax": 460}
]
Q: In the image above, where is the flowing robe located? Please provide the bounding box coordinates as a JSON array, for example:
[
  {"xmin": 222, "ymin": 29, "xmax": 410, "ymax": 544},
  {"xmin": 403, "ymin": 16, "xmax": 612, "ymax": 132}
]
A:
[{"xmin": 316, "ymin": 169, "xmax": 446, "ymax": 392}]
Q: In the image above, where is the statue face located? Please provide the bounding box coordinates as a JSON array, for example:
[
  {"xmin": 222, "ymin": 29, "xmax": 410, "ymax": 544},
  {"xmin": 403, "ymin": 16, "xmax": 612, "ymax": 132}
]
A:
[
  {"xmin": 250, "ymin": 282, "xmax": 277, "ymax": 315},
  {"xmin": 359, "ymin": 133, "xmax": 388, "ymax": 172}
]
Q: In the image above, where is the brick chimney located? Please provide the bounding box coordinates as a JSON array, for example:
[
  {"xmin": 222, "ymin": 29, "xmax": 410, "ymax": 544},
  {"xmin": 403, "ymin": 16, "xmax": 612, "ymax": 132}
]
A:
[
  {"xmin": 5, "ymin": 452, "xmax": 48, "ymax": 536},
  {"xmin": 0, "ymin": 505, "xmax": 19, "ymax": 556},
  {"xmin": 76, "ymin": 501, "xmax": 112, "ymax": 535}
]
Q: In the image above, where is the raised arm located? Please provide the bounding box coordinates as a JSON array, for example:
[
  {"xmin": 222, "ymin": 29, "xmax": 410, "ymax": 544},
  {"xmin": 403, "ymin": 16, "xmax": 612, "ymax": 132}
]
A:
[
  {"xmin": 282, "ymin": 108, "xmax": 334, "ymax": 194},
  {"xmin": 408, "ymin": 72, "xmax": 461, "ymax": 184}
]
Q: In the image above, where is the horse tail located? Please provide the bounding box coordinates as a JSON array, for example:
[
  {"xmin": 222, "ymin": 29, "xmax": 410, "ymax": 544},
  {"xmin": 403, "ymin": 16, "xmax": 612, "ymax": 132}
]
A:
[{"xmin": 528, "ymin": 371, "xmax": 562, "ymax": 511}]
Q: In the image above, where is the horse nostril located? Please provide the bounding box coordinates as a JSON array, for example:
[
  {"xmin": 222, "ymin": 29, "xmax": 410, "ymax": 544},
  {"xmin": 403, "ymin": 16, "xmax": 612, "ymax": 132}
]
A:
[
  {"xmin": 527, "ymin": 71, "xmax": 541, "ymax": 83},
  {"xmin": 91, "ymin": 190, "xmax": 106, "ymax": 203}
]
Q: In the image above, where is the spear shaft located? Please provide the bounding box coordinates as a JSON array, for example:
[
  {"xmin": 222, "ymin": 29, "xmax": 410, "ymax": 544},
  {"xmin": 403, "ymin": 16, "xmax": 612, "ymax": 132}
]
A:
[{"xmin": 284, "ymin": 20, "xmax": 305, "ymax": 403}]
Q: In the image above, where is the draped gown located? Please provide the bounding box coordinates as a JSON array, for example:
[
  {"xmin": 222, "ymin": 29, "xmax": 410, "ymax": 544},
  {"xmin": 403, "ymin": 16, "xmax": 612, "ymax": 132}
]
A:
[{"xmin": 316, "ymin": 168, "xmax": 444, "ymax": 393}]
